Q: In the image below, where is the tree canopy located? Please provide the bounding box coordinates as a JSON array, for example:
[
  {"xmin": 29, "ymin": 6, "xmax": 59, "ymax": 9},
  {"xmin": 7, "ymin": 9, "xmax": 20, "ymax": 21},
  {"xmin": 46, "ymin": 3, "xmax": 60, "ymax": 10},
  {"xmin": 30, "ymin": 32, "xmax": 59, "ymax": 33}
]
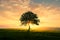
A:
[{"xmin": 20, "ymin": 11, "xmax": 40, "ymax": 25}]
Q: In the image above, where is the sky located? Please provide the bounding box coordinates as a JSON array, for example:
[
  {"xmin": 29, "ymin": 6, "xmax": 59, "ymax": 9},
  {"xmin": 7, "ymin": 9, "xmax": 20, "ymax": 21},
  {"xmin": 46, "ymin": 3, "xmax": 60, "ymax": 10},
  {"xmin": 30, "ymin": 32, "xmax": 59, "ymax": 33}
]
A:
[{"xmin": 0, "ymin": 0, "xmax": 60, "ymax": 31}]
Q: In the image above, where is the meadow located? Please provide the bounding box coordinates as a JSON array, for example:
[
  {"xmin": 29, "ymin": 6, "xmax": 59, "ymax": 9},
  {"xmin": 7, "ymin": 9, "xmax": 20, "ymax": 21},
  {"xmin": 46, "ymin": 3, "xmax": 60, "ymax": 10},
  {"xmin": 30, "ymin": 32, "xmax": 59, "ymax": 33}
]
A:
[{"xmin": 0, "ymin": 29, "xmax": 60, "ymax": 40}]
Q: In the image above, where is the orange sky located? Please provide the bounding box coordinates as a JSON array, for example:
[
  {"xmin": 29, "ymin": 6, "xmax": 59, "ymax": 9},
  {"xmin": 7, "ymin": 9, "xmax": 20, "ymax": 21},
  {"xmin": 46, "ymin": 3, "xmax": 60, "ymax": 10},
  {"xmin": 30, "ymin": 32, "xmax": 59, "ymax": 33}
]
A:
[{"xmin": 0, "ymin": 0, "xmax": 60, "ymax": 31}]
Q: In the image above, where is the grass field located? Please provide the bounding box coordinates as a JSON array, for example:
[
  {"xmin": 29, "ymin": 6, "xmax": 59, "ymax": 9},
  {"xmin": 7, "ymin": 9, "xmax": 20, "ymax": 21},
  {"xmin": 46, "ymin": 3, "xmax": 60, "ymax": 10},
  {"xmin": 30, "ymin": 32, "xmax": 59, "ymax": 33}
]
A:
[{"xmin": 0, "ymin": 29, "xmax": 60, "ymax": 40}]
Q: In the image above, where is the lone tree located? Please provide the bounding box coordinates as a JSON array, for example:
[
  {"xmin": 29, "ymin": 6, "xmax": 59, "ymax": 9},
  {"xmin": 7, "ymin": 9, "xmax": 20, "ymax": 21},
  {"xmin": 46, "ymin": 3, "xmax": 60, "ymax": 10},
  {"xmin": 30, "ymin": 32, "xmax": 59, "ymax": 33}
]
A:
[{"xmin": 20, "ymin": 11, "xmax": 40, "ymax": 32}]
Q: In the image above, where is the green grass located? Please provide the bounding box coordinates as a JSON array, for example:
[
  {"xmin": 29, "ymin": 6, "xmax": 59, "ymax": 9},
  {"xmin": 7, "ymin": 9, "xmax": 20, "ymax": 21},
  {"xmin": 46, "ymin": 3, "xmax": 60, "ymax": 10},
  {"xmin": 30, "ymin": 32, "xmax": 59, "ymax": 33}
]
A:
[{"xmin": 0, "ymin": 29, "xmax": 60, "ymax": 40}]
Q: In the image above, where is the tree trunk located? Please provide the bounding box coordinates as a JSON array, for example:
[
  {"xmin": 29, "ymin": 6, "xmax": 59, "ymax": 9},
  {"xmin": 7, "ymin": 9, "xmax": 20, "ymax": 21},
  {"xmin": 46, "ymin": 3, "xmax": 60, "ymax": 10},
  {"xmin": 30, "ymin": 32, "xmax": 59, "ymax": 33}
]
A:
[
  {"xmin": 28, "ymin": 25, "xmax": 30, "ymax": 32},
  {"xmin": 27, "ymin": 25, "xmax": 30, "ymax": 38}
]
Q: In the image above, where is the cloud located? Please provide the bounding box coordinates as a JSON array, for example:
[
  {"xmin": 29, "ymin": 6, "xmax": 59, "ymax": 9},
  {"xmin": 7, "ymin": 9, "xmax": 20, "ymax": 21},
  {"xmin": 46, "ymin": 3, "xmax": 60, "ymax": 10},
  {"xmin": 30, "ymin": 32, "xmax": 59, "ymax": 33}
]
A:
[
  {"xmin": 0, "ymin": 25, "xmax": 9, "ymax": 28},
  {"xmin": 0, "ymin": 0, "xmax": 60, "ymax": 30}
]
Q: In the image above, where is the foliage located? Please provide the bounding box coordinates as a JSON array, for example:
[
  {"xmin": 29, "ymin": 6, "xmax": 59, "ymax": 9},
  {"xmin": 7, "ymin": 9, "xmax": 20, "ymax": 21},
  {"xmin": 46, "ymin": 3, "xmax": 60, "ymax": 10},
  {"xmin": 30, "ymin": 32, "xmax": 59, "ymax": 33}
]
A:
[{"xmin": 20, "ymin": 11, "xmax": 40, "ymax": 25}]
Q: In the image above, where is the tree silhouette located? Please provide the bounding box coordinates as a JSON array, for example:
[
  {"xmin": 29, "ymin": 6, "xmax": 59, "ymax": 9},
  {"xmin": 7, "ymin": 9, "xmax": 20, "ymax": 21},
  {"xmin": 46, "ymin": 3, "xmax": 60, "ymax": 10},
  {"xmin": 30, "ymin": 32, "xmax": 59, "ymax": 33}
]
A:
[{"xmin": 20, "ymin": 11, "xmax": 40, "ymax": 32}]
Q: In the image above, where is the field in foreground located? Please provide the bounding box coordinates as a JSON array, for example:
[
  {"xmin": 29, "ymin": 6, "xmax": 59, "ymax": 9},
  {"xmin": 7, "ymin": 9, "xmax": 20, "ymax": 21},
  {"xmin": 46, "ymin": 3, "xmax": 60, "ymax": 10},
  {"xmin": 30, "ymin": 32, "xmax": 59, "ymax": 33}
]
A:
[{"xmin": 0, "ymin": 29, "xmax": 60, "ymax": 40}]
